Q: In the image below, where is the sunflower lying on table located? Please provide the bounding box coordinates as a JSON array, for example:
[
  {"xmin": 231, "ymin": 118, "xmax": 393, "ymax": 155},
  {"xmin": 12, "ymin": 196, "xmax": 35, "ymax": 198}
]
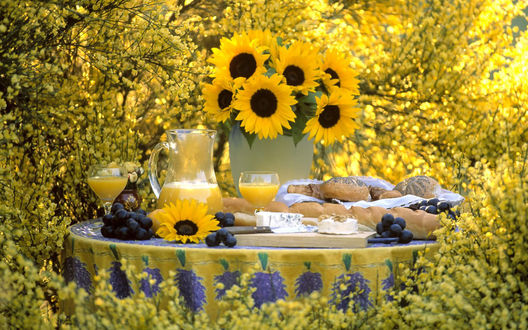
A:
[
  {"xmin": 203, "ymin": 30, "xmax": 360, "ymax": 146},
  {"xmin": 156, "ymin": 199, "xmax": 220, "ymax": 244}
]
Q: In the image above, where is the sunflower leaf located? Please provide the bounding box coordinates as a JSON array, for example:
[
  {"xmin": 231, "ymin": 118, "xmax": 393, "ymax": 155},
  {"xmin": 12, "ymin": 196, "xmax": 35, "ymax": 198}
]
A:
[
  {"xmin": 291, "ymin": 110, "xmax": 308, "ymax": 146},
  {"xmin": 242, "ymin": 129, "xmax": 258, "ymax": 148},
  {"xmin": 264, "ymin": 67, "xmax": 277, "ymax": 77}
]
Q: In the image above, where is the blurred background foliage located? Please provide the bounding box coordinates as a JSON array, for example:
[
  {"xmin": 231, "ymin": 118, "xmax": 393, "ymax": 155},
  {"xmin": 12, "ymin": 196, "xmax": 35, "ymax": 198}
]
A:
[{"xmin": 0, "ymin": 0, "xmax": 527, "ymax": 327}]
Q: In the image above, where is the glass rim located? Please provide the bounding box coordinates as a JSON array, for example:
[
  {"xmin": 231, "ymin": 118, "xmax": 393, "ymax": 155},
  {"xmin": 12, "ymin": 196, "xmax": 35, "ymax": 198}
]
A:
[
  {"xmin": 239, "ymin": 170, "xmax": 279, "ymax": 175},
  {"xmin": 166, "ymin": 128, "xmax": 217, "ymax": 135}
]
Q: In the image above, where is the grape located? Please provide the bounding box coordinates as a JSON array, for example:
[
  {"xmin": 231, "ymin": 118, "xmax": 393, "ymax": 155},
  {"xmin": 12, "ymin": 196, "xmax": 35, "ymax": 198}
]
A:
[
  {"xmin": 101, "ymin": 225, "xmax": 114, "ymax": 238},
  {"xmin": 381, "ymin": 231, "xmax": 391, "ymax": 238},
  {"xmin": 111, "ymin": 203, "xmax": 124, "ymax": 214},
  {"xmin": 425, "ymin": 205, "xmax": 438, "ymax": 214},
  {"xmin": 389, "ymin": 224, "xmax": 403, "ymax": 236},
  {"xmin": 138, "ymin": 217, "xmax": 153, "ymax": 229},
  {"xmin": 147, "ymin": 229, "xmax": 154, "ymax": 239},
  {"xmin": 111, "ymin": 215, "xmax": 124, "ymax": 227},
  {"xmin": 224, "ymin": 234, "xmax": 237, "ymax": 247},
  {"xmin": 126, "ymin": 218, "xmax": 140, "ymax": 232},
  {"xmin": 136, "ymin": 228, "xmax": 149, "ymax": 240},
  {"xmin": 437, "ymin": 201, "xmax": 450, "ymax": 212},
  {"xmin": 216, "ymin": 228, "xmax": 229, "ymax": 242},
  {"xmin": 427, "ymin": 198, "xmax": 440, "ymax": 206},
  {"xmin": 419, "ymin": 200, "xmax": 428, "ymax": 207},
  {"xmin": 419, "ymin": 206, "xmax": 427, "ymax": 211},
  {"xmin": 115, "ymin": 209, "xmax": 129, "ymax": 219},
  {"xmin": 394, "ymin": 217, "xmax": 406, "ymax": 229},
  {"xmin": 116, "ymin": 226, "xmax": 131, "ymax": 240},
  {"xmin": 399, "ymin": 230, "xmax": 413, "ymax": 244},
  {"xmin": 381, "ymin": 213, "xmax": 395, "ymax": 229},
  {"xmin": 102, "ymin": 214, "xmax": 113, "ymax": 226},
  {"xmin": 376, "ymin": 222, "xmax": 384, "ymax": 235},
  {"xmin": 136, "ymin": 209, "xmax": 147, "ymax": 216},
  {"xmin": 205, "ymin": 233, "xmax": 219, "ymax": 247},
  {"xmin": 223, "ymin": 213, "xmax": 235, "ymax": 227}
]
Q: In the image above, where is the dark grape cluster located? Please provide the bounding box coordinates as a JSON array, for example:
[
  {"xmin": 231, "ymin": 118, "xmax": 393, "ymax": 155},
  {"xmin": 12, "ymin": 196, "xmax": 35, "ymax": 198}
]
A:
[
  {"xmin": 375, "ymin": 213, "xmax": 413, "ymax": 244},
  {"xmin": 100, "ymin": 203, "xmax": 154, "ymax": 240},
  {"xmin": 214, "ymin": 212, "xmax": 235, "ymax": 228},
  {"xmin": 204, "ymin": 212, "xmax": 237, "ymax": 247},
  {"xmin": 205, "ymin": 228, "xmax": 237, "ymax": 247},
  {"xmin": 411, "ymin": 198, "xmax": 458, "ymax": 220}
]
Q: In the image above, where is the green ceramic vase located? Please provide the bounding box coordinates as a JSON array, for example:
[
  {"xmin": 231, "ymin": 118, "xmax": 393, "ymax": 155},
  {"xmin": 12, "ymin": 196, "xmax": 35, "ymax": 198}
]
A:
[{"xmin": 229, "ymin": 123, "xmax": 314, "ymax": 195}]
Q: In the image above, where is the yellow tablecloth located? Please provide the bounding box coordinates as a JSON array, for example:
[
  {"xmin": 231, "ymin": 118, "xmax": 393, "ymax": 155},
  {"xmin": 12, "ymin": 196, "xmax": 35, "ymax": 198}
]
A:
[{"xmin": 62, "ymin": 220, "xmax": 438, "ymax": 319}]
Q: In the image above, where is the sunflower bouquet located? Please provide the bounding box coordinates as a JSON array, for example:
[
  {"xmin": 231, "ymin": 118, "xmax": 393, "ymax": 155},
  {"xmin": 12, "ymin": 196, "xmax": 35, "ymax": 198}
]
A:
[{"xmin": 203, "ymin": 30, "xmax": 360, "ymax": 146}]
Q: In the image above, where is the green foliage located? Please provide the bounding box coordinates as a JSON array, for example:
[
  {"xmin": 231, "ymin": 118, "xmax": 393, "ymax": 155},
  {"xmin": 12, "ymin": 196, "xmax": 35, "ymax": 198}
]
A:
[{"xmin": 1, "ymin": 0, "xmax": 527, "ymax": 328}]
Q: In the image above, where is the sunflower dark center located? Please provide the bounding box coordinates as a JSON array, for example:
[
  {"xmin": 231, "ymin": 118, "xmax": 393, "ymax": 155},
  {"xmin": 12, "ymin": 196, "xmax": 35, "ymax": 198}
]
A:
[
  {"xmin": 229, "ymin": 53, "xmax": 257, "ymax": 79},
  {"xmin": 250, "ymin": 89, "xmax": 278, "ymax": 118},
  {"xmin": 217, "ymin": 89, "xmax": 233, "ymax": 109},
  {"xmin": 325, "ymin": 68, "xmax": 341, "ymax": 87},
  {"xmin": 318, "ymin": 105, "xmax": 340, "ymax": 128},
  {"xmin": 283, "ymin": 65, "xmax": 305, "ymax": 86},
  {"xmin": 174, "ymin": 220, "xmax": 198, "ymax": 236}
]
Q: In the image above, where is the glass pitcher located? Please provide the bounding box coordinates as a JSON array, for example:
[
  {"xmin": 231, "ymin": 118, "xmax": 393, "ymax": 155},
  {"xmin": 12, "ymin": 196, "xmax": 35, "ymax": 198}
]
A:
[{"xmin": 148, "ymin": 129, "xmax": 223, "ymax": 214}]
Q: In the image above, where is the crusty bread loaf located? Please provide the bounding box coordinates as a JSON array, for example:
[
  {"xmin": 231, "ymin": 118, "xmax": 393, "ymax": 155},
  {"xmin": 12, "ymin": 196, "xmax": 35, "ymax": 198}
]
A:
[
  {"xmin": 319, "ymin": 177, "xmax": 370, "ymax": 202},
  {"xmin": 379, "ymin": 190, "xmax": 403, "ymax": 199},
  {"xmin": 288, "ymin": 202, "xmax": 324, "ymax": 218},
  {"xmin": 394, "ymin": 176, "xmax": 440, "ymax": 199},
  {"xmin": 287, "ymin": 183, "xmax": 324, "ymax": 199}
]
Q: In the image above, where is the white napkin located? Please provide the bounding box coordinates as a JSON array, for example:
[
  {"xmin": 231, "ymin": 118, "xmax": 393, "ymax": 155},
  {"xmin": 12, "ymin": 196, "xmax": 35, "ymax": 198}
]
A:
[{"xmin": 275, "ymin": 177, "xmax": 464, "ymax": 209}]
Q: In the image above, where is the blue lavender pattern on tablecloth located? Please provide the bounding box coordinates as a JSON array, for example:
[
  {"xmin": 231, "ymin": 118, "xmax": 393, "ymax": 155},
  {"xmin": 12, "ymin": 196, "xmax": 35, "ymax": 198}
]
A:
[
  {"xmin": 140, "ymin": 267, "xmax": 163, "ymax": 298},
  {"xmin": 294, "ymin": 262, "xmax": 322, "ymax": 297},
  {"xmin": 250, "ymin": 252, "xmax": 288, "ymax": 308},
  {"xmin": 109, "ymin": 261, "xmax": 134, "ymax": 299},
  {"xmin": 175, "ymin": 269, "xmax": 206, "ymax": 312},
  {"xmin": 214, "ymin": 271, "xmax": 241, "ymax": 299},
  {"xmin": 250, "ymin": 271, "xmax": 288, "ymax": 308},
  {"xmin": 330, "ymin": 272, "xmax": 373, "ymax": 312},
  {"xmin": 62, "ymin": 257, "xmax": 92, "ymax": 293}
]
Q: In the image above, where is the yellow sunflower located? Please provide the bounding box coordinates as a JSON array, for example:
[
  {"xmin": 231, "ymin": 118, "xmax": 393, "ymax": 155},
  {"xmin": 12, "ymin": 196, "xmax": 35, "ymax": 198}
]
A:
[
  {"xmin": 208, "ymin": 32, "xmax": 269, "ymax": 86},
  {"xmin": 321, "ymin": 49, "xmax": 359, "ymax": 94},
  {"xmin": 203, "ymin": 78, "xmax": 234, "ymax": 123},
  {"xmin": 233, "ymin": 74, "xmax": 296, "ymax": 139},
  {"xmin": 156, "ymin": 199, "xmax": 220, "ymax": 244},
  {"xmin": 273, "ymin": 41, "xmax": 322, "ymax": 95},
  {"xmin": 303, "ymin": 88, "xmax": 360, "ymax": 145}
]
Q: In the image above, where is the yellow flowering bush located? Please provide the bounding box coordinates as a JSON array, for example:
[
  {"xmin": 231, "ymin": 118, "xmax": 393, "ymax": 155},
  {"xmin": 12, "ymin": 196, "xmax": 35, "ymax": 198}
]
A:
[{"xmin": 1, "ymin": 0, "xmax": 528, "ymax": 328}]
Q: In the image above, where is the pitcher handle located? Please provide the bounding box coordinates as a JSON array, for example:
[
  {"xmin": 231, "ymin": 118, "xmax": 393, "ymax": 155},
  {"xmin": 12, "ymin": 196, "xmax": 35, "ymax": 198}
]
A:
[{"xmin": 148, "ymin": 142, "xmax": 168, "ymax": 198}]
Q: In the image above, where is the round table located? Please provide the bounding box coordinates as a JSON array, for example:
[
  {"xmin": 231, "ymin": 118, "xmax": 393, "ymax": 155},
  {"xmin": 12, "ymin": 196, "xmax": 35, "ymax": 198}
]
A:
[{"xmin": 62, "ymin": 220, "xmax": 438, "ymax": 319}]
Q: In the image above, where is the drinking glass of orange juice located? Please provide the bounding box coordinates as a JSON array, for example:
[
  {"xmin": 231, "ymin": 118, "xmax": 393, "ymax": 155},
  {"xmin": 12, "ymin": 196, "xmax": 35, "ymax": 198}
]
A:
[
  {"xmin": 88, "ymin": 164, "xmax": 128, "ymax": 215},
  {"xmin": 238, "ymin": 171, "xmax": 280, "ymax": 211}
]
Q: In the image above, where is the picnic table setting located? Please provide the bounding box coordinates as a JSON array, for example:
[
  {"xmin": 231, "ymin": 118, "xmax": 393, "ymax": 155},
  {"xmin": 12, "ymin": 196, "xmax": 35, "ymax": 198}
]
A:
[
  {"xmin": 63, "ymin": 30, "xmax": 467, "ymax": 318},
  {"xmin": 4, "ymin": 1, "xmax": 527, "ymax": 328}
]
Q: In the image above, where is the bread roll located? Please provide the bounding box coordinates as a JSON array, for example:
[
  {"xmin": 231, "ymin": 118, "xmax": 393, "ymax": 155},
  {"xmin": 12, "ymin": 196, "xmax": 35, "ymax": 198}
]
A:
[
  {"xmin": 319, "ymin": 177, "xmax": 370, "ymax": 202},
  {"xmin": 379, "ymin": 190, "xmax": 403, "ymax": 199},
  {"xmin": 394, "ymin": 176, "xmax": 440, "ymax": 198},
  {"xmin": 289, "ymin": 202, "xmax": 324, "ymax": 218},
  {"xmin": 287, "ymin": 184, "xmax": 323, "ymax": 199}
]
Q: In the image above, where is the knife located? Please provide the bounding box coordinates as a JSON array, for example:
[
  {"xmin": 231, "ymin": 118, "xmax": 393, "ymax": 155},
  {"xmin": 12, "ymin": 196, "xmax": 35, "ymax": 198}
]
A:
[
  {"xmin": 226, "ymin": 225, "xmax": 317, "ymax": 235},
  {"xmin": 226, "ymin": 226, "xmax": 273, "ymax": 234}
]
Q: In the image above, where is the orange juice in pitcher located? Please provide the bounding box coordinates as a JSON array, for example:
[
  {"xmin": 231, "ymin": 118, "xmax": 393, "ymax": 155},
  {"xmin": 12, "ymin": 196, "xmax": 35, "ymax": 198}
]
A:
[
  {"xmin": 148, "ymin": 129, "xmax": 223, "ymax": 214},
  {"xmin": 157, "ymin": 182, "xmax": 223, "ymax": 214}
]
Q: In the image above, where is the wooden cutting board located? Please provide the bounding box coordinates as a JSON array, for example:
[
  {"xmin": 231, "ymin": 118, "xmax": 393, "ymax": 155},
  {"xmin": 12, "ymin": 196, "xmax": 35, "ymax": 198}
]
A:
[{"xmin": 235, "ymin": 231, "xmax": 376, "ymax": 248}]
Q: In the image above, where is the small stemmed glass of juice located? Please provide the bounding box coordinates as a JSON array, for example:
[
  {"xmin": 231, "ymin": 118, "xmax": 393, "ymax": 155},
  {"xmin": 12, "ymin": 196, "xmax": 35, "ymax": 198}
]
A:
[
  {"xmin": 238, "ymin": 171, "xmax": 280, "ymax": 212},
  {"xmin": 87, "ymin": 164, "xmax": 128, "ymax": 215}
]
